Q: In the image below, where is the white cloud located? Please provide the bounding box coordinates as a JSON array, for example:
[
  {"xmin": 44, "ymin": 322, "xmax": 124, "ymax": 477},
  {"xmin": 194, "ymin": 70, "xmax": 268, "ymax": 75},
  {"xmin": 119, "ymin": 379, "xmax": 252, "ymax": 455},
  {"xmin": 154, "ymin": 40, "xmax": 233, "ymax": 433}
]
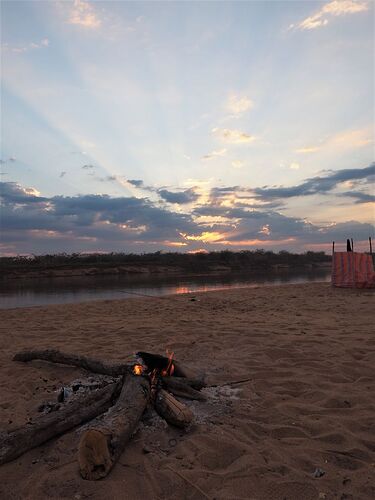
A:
[
  {"xmin": 2, "ymin": 38, "xmax": 49, "ymax": 53},
  {"xmin": 212, "ymin": 128, "xmax": 256, "ymax": 144},
  {"xmin": 259, "ymin": 224, "xmax": 271, "ymax": 236},
  {"xmin": 226, "ymin": 95, "xmax": 253, "ymax": 115},
  {"xmin": 289, "ymin": 162, "xmax": 300, "ymax": 170},
  {"xmin": 68, "ymin": 0, "xmax": 101, "ymax": 28},
  {"xmin": 329, "ymin": 128, "xmax": 373, "ymax": 148},
  {"xmin": 202, "ymin": 148, "xmax": 227, "ymax": 160},
  {"xmin": 292, "ymin": 0, "xmax": 369, "ymax": 31},
  {"xmin": 295, "ymin": 147, "xmax": 320, "ymax": 154},
  {"xmin": 231, "ymin": 160, "xmax": 244, "ymax": 169}
]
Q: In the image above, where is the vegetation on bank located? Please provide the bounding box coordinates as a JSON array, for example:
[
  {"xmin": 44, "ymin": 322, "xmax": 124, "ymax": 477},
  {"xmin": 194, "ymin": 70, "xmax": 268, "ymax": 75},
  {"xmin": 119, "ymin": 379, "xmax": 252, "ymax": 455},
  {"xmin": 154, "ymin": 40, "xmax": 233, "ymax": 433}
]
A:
[{"xmin": 0, "ymin": 250, "xmax": 331, "ymax": 278}]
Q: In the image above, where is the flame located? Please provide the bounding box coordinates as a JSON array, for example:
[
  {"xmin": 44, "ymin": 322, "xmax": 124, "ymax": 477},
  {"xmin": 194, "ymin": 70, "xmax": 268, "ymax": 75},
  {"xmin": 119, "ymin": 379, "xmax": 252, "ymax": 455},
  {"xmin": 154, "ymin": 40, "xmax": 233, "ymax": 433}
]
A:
[
  {"xmin": 133, "ymin": 364, "xmax": 143, "ymax": 376},
  {"xmin": 161, "ymin": 350, "xmax": 175, "ymax": 377}
]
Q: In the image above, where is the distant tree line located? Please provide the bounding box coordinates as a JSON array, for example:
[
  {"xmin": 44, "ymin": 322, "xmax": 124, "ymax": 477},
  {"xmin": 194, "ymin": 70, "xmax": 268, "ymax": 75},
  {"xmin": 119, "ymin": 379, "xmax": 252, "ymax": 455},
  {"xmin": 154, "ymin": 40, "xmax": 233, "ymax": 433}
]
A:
[{"xmin": 0, "ymin": 250, "xmax": 331, "ymax": 276}]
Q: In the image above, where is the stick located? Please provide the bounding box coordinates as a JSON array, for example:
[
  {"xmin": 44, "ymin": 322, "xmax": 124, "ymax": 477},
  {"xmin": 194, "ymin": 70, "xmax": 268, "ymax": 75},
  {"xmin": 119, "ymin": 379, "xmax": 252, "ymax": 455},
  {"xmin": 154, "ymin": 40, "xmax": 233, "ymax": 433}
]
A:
[
  {"xmin": 0, "ymin": 378, "xmax": 121, "ymax": 465},
  {"xmin": 14, "ymin": 349, "xmax": 131, "ymax": 377},
  {"xmin": 78, "ymin": 375, "xmax": 150, "ymax": 480}
]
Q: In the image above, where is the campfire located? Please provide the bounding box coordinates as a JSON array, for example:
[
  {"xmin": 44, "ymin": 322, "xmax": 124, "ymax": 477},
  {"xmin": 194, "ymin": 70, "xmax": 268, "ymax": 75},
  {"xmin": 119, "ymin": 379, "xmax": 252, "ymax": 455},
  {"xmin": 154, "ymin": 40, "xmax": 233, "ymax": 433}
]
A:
[{"xmin": 0, "ymin": 349, "xmax": 206, "ymax": 480}]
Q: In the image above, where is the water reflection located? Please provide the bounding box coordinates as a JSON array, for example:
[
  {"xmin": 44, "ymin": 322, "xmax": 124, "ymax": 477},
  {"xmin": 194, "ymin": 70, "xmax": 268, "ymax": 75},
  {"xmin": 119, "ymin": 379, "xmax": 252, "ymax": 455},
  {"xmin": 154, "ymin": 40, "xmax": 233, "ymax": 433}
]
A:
[{"xmin": 0, "ymin": 269, "xmax": 331, "ymax": 309}]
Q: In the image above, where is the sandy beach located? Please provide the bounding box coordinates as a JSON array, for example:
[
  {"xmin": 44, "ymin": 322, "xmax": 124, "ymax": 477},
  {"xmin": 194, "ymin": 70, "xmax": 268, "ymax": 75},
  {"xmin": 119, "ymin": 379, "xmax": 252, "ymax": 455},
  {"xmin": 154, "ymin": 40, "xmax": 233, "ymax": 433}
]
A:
[{"xmin": 0, "ymin": 282, "xmax": 374, "ymax": 500}]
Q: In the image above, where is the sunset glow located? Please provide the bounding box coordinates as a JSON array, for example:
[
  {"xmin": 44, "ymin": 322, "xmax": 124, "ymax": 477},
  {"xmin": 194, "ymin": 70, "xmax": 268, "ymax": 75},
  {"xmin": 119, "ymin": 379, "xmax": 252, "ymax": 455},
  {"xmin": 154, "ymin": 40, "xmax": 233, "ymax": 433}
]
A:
[{"xmin": 1, "ymin": 1, "xmax": 373, "ymax": 255}]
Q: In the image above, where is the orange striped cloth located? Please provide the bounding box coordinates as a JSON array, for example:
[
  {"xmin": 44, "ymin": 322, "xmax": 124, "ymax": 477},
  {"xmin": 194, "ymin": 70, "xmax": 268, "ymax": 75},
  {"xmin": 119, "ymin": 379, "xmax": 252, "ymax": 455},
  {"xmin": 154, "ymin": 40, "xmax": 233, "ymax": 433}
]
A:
[{"xmin": 332, "ymin": 252, "xmax": 375, "ymax": 288}]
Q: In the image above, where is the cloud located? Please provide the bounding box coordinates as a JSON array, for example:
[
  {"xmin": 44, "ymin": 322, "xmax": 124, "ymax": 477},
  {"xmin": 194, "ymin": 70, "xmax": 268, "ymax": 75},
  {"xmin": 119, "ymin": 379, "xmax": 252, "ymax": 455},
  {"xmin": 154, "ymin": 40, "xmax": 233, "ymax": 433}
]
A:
[
  {"xmin": 1, "ymin": 180, "xmax": 373, "ymax": 254},
  {"xmin": 231, "ymin": 160, "xmax": 244, "ymax": 169},
  {"xmin": 68, "ymin": 0, "xmax": 101, "ymax": 28},
  {"xmin": 201, "ymin": 148, "xmax": 227, "ymax": 160},
  {"xmin": 339, "ymin": 191, "xmax": 375, "ymax": 204},
  {"xmin": 253, "ymin": 164, "xmax": 375, "ymax": 200},
  {"xmin": 289, "ymin": 162, "xmax": 300, "ymax": 170},
  {"xmin": 295, "ymin": 147, "xmax": 320, "ymax": 154},
  {"xmin": 0, "ymin": 157, "xmax": 16, "ymax": 164},
  {"xmin": 2, "ymin": 39, "xmax": 49, "ymax": 53},
  {"xmin": 226, "ymin": 95, "xmax": 253, "ymax": 115},
  {"xmin": 157, "ymin": 188, "xmax": 199, "ymax": 205},
  {"xmin": 291, "ymin": 0, "xmax": 369, "ymax": 31},
  {"xmin": 212, "ymin": 128, "xmax": 256, "ymax": 144},
  {"xmin": 127, "ymin": 179, "xmax": 144, "ymax": 188}
]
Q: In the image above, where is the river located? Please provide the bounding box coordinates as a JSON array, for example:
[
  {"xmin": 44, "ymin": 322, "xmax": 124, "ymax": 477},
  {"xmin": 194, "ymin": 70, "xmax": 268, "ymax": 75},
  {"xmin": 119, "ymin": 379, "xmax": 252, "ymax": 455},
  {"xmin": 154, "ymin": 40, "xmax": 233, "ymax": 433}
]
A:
[{"xmin": 0, "ymin": 269, "xmax": 331, "ymax": 309}]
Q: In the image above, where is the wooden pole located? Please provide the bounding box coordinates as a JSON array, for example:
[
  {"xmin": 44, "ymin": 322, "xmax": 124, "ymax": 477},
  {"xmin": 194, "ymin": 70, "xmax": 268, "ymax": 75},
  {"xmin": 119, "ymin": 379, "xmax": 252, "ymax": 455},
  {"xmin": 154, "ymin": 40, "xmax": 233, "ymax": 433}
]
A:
[
  {"xmin": 332, "ymin": 241, "xmax": 335, "ymax": 254},
  {"xmin": 370, "ymin": 237, "xmax": 373, "ymax": 255}
]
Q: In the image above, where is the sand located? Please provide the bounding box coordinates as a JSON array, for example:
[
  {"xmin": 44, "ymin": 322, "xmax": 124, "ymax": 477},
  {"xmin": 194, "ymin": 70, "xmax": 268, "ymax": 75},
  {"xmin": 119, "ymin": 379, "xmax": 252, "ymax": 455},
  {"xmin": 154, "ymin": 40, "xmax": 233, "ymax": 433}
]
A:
[{"xmin": 0, "ymin": 283, "xmax": 374, "ymax": 500}]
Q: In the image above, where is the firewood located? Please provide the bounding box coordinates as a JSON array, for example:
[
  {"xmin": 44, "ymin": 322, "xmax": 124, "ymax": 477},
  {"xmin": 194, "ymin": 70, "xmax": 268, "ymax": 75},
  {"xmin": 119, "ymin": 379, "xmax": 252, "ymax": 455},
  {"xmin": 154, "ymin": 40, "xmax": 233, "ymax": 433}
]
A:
[
  {"xmin": 154, "ymin": 389, "xmax": 193, "ymax": 428},
  {"xmin": 136, "ymin": 351, "xmax": 204, "ymax": 382},
  {"xmin": 78, "ymin": 375, "xmax": 150, "ymax": 480},
  {"xmin": 162, "ymin": 375, "xmax": 206, "ymax": 390},
  {"xmin": 0, "ymin": 378, "xmax": 121, "ymax": 465},
  {"xmin": 13, "ymin": 349, "xmax": 131, "ymax": 376},
  {"xmin": 161, "ymin": 377, "xmax": 206, "ymax": 401}
]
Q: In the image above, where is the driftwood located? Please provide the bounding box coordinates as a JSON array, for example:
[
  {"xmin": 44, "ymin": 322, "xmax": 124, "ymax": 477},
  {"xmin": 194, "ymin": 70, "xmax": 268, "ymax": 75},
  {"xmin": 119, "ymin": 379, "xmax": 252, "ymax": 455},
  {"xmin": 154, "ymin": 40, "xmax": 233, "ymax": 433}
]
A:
[
  {"xmin": 154, "ymin": 389, "xmax": 193, "ymax": 428},
  {"xmin": 0, "ymin": 378, "xmax": 120, "ymax": 465},
  {"xmin": 14, "ymin": 349, "xmax": 131, "ymax": 377},
  {"xmin": 78, "ymin": 375, "xmax": 150, "ymax": 480},
  {"xmin": 162, "ymin": 377, "xmax": 206, "ymax": 401}
]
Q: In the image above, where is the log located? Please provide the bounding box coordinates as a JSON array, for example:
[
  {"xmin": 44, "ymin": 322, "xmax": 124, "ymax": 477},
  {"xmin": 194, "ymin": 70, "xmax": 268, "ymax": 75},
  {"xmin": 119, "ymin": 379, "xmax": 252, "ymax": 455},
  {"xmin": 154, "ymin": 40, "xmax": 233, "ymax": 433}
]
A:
[
  {"xmin": 78, "ymin": 375, "xmax": 150, "ymax": 480},
  {"xmin": 162, "ymin": 375, "xmax": 206, "ymax": 391},
  {"xmin": 0, "ymin": 378, "xmax": 121, "ymax": 465},
  {"xmin": 14, "ymin": 349, "xmax": 131, "ymax": 377},
  {"xmin": 162, "ymin": 377, "xmax": 206, "ymax": 401},
  {"xmin": 136, "ymin": 351, "xmax": 204, "ymax": 382},
  {"xmin": 154, "ymin": 389, "xmax": 193, "ymax": 428}
]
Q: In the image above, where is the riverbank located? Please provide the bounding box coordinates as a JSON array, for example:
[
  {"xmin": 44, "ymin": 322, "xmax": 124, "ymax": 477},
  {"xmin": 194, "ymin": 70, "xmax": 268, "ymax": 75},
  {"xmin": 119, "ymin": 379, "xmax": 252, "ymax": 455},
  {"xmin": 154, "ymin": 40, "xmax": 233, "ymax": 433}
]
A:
[{"xmin": 0, "ymin": 283, "xmax": 374, "ymax": 499}]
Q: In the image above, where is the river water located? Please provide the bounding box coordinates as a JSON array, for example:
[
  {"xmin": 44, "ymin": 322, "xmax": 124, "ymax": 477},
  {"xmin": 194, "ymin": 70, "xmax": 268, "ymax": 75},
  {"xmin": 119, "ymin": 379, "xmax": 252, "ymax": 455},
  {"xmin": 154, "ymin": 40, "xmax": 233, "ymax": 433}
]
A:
[{"xmin": 0, "ymin": 269, "xmax": 331, "ymax": 309}]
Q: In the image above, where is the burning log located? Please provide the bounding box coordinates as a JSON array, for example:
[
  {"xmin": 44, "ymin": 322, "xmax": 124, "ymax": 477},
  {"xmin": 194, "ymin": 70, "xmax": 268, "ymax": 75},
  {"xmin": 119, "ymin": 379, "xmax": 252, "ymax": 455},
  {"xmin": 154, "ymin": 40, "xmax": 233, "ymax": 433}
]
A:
[
  {"xmin": 78, "ymin": 375, "xmax": 150, "ymax": 480},
  {"xmin": 136, "ymin": 351, "xmax": 205, "ymax": 384},
  {"xmin": 13, "ymin": 349, "xmax": 131, "ymax": 377},
  {"xmin": 154, "ymin": 389, "xmax": 193, "ymax": 428},
  {"xmin": 0, "ymin": 377, "xmax": 121, "ymax": 466},
  {"xmin": 161, "ymin": 376, "xmax": 206, "ymax": 401}
]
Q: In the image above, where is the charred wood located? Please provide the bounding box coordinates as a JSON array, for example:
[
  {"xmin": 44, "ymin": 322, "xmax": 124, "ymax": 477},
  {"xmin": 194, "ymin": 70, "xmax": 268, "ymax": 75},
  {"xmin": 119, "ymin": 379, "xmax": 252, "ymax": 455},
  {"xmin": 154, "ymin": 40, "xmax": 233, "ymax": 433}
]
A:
[
  {"xmin": 136, "ymin": 351, "xmax": 204, "ymax": 382},
  {"xmin": 161, "ymin": 377, "xmax": 206, "ymax": 401}
]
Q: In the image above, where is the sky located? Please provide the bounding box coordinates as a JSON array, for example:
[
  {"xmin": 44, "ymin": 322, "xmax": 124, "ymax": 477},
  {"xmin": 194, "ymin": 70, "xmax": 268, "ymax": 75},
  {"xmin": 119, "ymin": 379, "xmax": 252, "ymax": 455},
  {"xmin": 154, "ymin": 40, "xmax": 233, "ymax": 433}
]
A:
[{"xmin": 0, "ymin": 0, "xmax": 374, "ymax": 256}]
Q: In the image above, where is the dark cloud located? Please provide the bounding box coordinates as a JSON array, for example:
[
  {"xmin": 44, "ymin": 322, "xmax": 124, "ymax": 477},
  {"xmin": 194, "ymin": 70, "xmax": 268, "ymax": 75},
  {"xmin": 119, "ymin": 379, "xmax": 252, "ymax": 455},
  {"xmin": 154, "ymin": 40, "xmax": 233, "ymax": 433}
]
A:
[
  {"xmin": 127, "ymin": 179, "xmax": 144, "ymax": 187},
  {"xmin": 253, "ymin": 164, "xmax": 375, "ymax": 201},
  {"xmin": 158, "ymin": 188, "xmax": 199, "ymax": 205},
  {"xmin": 1, "ymin": 177, "xmax": 374, "ymax": 255},
  {"xmin": 339, "ymin": 191, "xmax": 375, "ymax": 204},
  {"xmin": 96, "ymin": 175, "xmax": 117, "ymax": 182},
  {"xmin": 0, "ymin": 182, "xmax": 48, "ymax": 204}
]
